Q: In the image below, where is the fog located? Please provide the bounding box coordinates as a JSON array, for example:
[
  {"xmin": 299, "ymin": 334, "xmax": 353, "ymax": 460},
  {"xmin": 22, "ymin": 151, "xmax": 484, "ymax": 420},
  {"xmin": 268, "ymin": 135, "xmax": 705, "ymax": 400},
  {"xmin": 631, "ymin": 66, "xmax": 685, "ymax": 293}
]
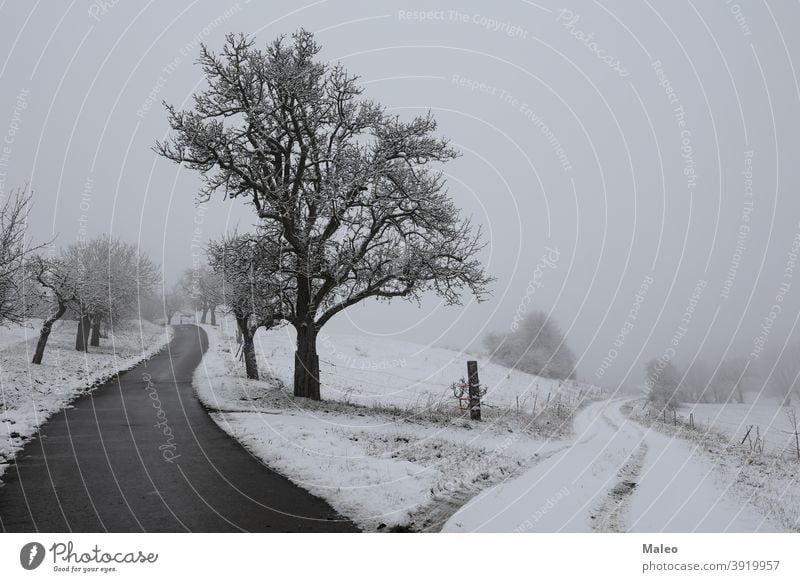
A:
[{"xmin": 2, "ymin": 0, "xmax": 799, "ymax": 391}]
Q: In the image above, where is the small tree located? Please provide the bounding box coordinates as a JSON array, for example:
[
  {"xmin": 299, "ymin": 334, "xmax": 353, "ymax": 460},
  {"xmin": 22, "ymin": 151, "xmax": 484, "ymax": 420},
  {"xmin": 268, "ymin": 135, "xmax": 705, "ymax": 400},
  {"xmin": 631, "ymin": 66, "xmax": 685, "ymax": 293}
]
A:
[
  {"xmin": 208, "ymin": 234, "xmax": 286, "ymax": 379},
  {"xmin": 157, "ymin": 31, "xmax": 491, "ymax": 399},
  {"xmin": 645, "ymin": 359, "xmax": 681, "ymax": 411},
  {"xmin": 29, "ymin": 254, "xmax": 77, "ymax": 364}
]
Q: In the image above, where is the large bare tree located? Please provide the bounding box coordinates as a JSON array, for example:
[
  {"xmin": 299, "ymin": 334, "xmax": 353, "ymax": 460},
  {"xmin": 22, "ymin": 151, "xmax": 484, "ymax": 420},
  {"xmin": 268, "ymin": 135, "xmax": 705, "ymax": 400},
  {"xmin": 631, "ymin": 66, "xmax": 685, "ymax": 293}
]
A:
[{"xmin": 157, "ymin": 31, "xmax": 491, "ymax": 399}]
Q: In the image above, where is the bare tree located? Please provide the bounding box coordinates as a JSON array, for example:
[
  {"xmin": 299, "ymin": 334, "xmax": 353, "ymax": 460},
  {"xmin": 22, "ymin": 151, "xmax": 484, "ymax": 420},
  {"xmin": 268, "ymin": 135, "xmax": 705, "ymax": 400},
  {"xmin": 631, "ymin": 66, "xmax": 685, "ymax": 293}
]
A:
[
  {"xmin": 208, "ymin": 234, "xmax": 286, "ymax": 379},
  {"xmin": 29, "ymin": 254, "xmax": 77, "ymax": 364},
  {"xmin": 157, "ymin": 31, "xmax": 491, "ymax": 399},
  {"xmin": 61, "ymin": 235, "xmax": 158, "ymax": 351},
  {"xmin": 0, "ymin": 187, "xmax": 44, "ymax": 324}
]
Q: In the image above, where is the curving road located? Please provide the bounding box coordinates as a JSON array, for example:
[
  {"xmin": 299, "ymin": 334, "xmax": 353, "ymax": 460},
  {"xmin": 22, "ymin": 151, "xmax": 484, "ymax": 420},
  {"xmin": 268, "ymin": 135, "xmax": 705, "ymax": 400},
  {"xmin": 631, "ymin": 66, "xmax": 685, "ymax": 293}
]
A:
[
  {"xmin": 0, "ymin": 325, "xmax": 358, "ymax": 532},
  {"xmin": 444, "ymin": 398, "xmax": 781, "ymax": 533}
]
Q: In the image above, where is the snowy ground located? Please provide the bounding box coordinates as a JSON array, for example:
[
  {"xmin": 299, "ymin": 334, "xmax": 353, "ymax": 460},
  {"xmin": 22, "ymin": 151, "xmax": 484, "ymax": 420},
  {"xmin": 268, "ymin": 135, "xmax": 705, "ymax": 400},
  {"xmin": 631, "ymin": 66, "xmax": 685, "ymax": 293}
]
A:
[
  {"xmin": 254, "ymin": 326, "xmax": 600, "ymax": 411},
  {"xmin": 443, "ymin": 398, "xmax": 788, "ymax": 532},
  {"xmin": 627, "ymin": 401, "xmax": 800, "ymax": 533},
  {"xmin": 680, "ymin": 399, "xmax": 800, "ymax": 457},
  {"xmin": 0, "ymin": 318, "xmax": 173, "ymax": 477},
  {"xmin": 194, "ymin": 320, "xmax": 596, "ymax": 530}
]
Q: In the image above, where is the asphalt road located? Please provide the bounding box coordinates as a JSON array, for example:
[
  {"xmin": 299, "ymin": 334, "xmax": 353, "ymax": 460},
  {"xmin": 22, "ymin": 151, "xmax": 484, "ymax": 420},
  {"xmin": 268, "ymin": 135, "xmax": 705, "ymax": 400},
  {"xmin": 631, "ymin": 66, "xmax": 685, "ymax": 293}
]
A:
[{"xmin": 0, "ymin": 325, "xmax": 358, "ymax": 532}]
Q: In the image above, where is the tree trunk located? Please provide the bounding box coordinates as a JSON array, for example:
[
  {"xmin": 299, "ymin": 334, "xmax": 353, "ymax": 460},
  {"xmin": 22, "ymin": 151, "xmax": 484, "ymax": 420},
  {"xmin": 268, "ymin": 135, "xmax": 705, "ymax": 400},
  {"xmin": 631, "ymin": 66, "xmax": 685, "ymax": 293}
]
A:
[
  {"xmin": 210, "ymin": 306, "xmax": 217, "ymax": 326},
  {"xmin": 294, "ymin": 321, "xmax": 320, "ymax": 400},
  {"xmin": 200, "ymin": 306, "xmax": 208, "ymax": 324},
  {"xmin": 90, "ymin": 318, "xmax": 101, "ymax": 347},
  {"xmin": 32, "ymin": 302, "xmax": 67, "ymax": 364},
  {"xmin": 75, "ymin": 312, "xmax": 91, "ymax": 352},
  {"xmin": 237, "ymin": 316, "xmax": 258, "ymax": 380}
]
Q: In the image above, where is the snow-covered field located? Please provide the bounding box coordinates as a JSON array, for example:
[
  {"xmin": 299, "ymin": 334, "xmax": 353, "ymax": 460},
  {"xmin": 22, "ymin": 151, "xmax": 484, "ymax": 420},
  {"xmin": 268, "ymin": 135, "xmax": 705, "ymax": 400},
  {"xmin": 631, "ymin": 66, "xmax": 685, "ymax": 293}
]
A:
[
  {"xmin": 683, "ymin": 399, "xmax": 800, "ymax": 457},
  {"xmin": 254, "ymin": 326, "xmax": 600, "ymax": 411},
  {"xmin": 194, "ymin": 321, "xmax": 594, "ymax": 530},
  {"xmin": 0, "ymin": 318, "xmax": 173, "ymax": 477}
]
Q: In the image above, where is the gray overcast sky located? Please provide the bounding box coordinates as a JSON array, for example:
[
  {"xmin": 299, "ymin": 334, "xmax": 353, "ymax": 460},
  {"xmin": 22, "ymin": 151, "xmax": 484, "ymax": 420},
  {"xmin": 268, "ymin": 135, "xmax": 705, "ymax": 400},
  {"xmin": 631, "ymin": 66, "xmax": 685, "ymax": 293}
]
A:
[{"xmin": 2, "ymin": 0, "xmax": 799, "ymax": 390}]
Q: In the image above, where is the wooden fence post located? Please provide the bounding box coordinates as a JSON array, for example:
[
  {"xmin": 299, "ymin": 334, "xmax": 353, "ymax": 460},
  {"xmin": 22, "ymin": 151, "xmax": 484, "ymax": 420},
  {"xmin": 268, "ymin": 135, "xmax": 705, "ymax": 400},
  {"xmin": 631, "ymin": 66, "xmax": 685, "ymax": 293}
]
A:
[{"xmin": 467, "ymin": 360, "xmax": 482, "ymax": 421}]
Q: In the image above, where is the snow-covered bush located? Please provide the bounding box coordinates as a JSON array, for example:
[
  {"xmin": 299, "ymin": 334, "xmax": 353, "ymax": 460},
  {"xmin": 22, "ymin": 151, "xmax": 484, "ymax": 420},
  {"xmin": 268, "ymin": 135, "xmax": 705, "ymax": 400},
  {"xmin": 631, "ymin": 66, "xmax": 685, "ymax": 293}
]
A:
[{"xmin": 484, "ymin": 311, "xmax": 575, "ymax": 380}]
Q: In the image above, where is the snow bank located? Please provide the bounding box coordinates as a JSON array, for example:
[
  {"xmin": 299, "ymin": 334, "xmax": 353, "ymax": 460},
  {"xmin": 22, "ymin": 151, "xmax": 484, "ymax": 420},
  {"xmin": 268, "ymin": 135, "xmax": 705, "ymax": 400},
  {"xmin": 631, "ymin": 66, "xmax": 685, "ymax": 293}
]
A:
[{"xmin": 0, "ymin": 319, "xmax": 173, "ymax": 477}]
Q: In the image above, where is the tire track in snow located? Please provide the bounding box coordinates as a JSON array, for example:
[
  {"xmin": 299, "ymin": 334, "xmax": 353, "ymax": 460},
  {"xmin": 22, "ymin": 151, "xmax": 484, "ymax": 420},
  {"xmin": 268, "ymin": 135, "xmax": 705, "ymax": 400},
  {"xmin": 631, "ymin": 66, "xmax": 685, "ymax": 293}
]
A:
[{"xmin": 588, "ymin": 401, "xmax": 647, "ymax": 532}]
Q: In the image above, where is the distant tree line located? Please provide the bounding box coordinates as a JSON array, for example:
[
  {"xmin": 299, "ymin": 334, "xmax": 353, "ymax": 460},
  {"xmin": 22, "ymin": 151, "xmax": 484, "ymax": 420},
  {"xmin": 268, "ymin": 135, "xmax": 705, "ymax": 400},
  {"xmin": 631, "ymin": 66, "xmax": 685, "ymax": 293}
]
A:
[{"xmin": 645, "ymin": 349, "xmax": 800, "ymax": 411}]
